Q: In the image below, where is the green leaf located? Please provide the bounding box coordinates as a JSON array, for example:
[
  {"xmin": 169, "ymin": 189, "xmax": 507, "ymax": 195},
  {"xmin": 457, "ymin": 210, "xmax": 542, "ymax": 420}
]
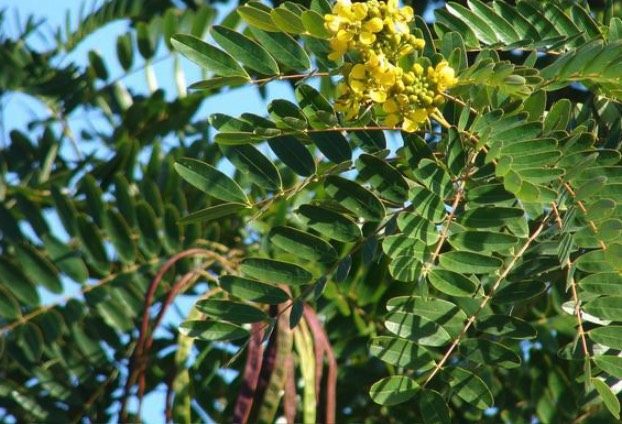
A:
[
  {"xmin": 16, "ymin": 323, "xmax": 44, "ymax": 363},
  {"xmin": 136, "ymin": 22, "xmax": 157, "ymax": 59},
  {"xmin": 467, "ymin": 183, "xmax": 515, "ymax": 205},
  {"xmin": 0, "ymin": 285, "xmax": 21, "ymax": 319},
  {"xmin": 250, "ymin": 27, "xmax": 311, "ymax": 71},
  {"xmin": 382, "ymin": 236, "xmax": 428, "ymax": 259},
  {"xmin": 518, "ymin": 167, "xmax": 565, "ymax": 184},
  {"xmin": 411, "ymin": 159, "xmax": 453, "ymax": 198},
  {"xmin": 467, "ymin": 0, "xmax": 517, "ymax": 44},
  {"xmin": 356, "ymin": 153, "xmax": 409, "ymax": 204},
  {"xmin": 324, "ymin": 176, "xmax": 386, "ymax": 222},
  {"xmin": 386, "ymin": 296, "xmax": 467, "ymax": 338},
  {"xmin": 179, "ymin": 320, "xmax": 249, "ymax": 341},
  {"xmin": 370, "ymin": 376, "xmax": 419, "ymax": 406},
  {"xmin": 240, "ymin": 258, "xmax": 313, "ymax": 286},
  {"xmin": 211, "ymin": 113, "xmax": 254, "ymax": 132},
  {"xmin": 296, "ymin": 204, "xmax": 362, "ymax": 242},
  {"xmin": 447, "ymin": 2, "xmax": 498, "ymax": 45},
  {"xmin": 419, "ymin": 389, "xmax": 451, "ymax": 424},
  {"xmin": 163, "ymin": 205, "xmax": 182, "ymax": 253},
  {"xmin": 238, "ymin": 4, "xmax": 280, "ymax": 32},
  {"xmin": 584, "ymin": 296, "xmax": 622, "ymax": 321},
  {"xmin": 594, "ymin": 356, "xmax": 622, "ymax": 380},
  {"xmin": 448, "ymin": 231, "xmax": 519, "ymax": 252},
  {"xmin": 458, "ymin": 338, "xmax": 521, "ymax": 368},
  {"xmin": 493, "ymin": 281, "xmax": 547, "ymax": 305},
  {"xmin": 492, "ymin": 1, "xmax": 539, "ymax": 42},
  {"xmin": 175, "ymin": 158, "xmax": 249, "ymax": 204},
  {"xmin": 460, "ymin": 206, "xmax": 524, "ymax": 228},
  {"xmin": 397, "ymin": 214, "xmax": 440, "ymax": 245},
  {"xmin": 589, "ymin": 326, "xmax": 622, "ymax": 350},
  {"xmin": 222, "ymin": 145, "xmax": 282, "ymax": 190},
  {"xmin": 268, "ymin": 99, "xmax": 308, "ymax": 130},
  {"xmin": 409, "ymin": 186, "xmax": 447, "ymax": 223},
  {"xmin": 544, "ymin": 99, "xmax": 571, "ymax": 133},
  {"xmin": 369, "ymin": 336, "xmax": 435, "ymax": 370},
  {"xmin": 32, "ymin": 310, "xmax": 64, "ymax": 344},
  {"xmin": 308, "ymin": 132, "xmax": 351, "ymax": 164},
  {"xmin": 439, "ymin": 251, "xmax": 502, "ymax": 274},
  {"xmin": 194, "ymin": 299, "xmax": 269, "ymax": 323},
  {"xmin": 171, "ymin": 33, "xmax": 249, "ymax": 78},
  {"xmin": 214, "ymin": 131, "xmax": 266, "ymax": 145},
  {"xmin": 210, "ymin": 25, "xmax": 279, "ymax": 76},
  {"xmin": 43, "ymin": 234, "xmax": 88, "ymax": 284},
  {"xmin": 178, "ymin": 202, "xmax": 249, "ymax": 225},
  {"xmin": 189, "ymin": 76, "xmax": 250, "ymax": 90},
  {"xmin": 592, "ymin": 378, "xmax": 621, "ymax": 419},
  {"xmin": 77, "ymin": 214, "xmax": 109, "ymax": 273},
  {"xmin": 443, "ymin": 367, "xmax": 494, "ymax": 410},
  {"xmin": 135, "ymin": 202, "xmax": 160, "ymax": 256},
  {"xmin": 268, "ymin": 135, "xmax": 316, "ymax": 177},
  {"xmin": 219, "ymin": 275, "xmax": 290, "ymax": 303},
  {"xmin": 428, "ymin": 269, "xmax": 478, "ymax": 297},
  {"xmin": 580, "ymin": 273, "xmax": 622, "ymax": 295},
  {"xmin": 475, "ymin": 314, "xmax": 536, "ymax": 339},
  {"xmin": 14, "ymin": 244, "xmax": 62, "ymax": 294},
  {"xmin": 80, "ymin": 174, "xmax": 105, "ymax": 227},
  {"xmin": 271, "ymin": 8, "xmax": 305, "ymax": 33},
  {"xmin": 385, "ymin": 311, "xmax": 452, "ymax": 347},
  {"xmin": 389, "ymin": 255, "xmax": 424, "ymax": 283},
  {"xmin": 301, "ymin": 10, "xmax": 331, "ymax": 38},
  {"xmin": 269, "ymin": 226, "xmax": 338, "ymax": 264},
  {"xmin": 350, "ymin": 129, "xmax": 386, "ymax": 153},
  {"xmin": 103, "ymin": 210, "xmax": 136, "ymax": 265},
  {"xmin": 116, "ymin": 33, "xmax": 133, "ymax": 71},
  {"xmin": 576, "ymin": 250, "xmax": 616, "ymax": 273}
]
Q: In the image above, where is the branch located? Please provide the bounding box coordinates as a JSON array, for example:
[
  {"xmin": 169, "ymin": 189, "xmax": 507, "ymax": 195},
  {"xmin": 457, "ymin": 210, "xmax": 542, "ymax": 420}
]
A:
[
  {"xmin": 423, "ymin": 209, "xmax": 554, "ymax": 386},
  {"xmin": 551, "ymin": 202, "xmax": 590, "ymax": 359}
]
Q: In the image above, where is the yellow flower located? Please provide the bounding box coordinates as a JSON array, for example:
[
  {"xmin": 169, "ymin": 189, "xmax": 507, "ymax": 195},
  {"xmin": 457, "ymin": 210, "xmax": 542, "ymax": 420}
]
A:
[{"xmin": 435, "ymin": 61, "xmax": 458, "ymax": 91}]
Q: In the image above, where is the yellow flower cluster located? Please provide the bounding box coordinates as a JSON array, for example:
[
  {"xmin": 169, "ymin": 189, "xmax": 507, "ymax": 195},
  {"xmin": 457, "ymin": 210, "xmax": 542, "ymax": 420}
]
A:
[{"xmin": 325, "ymin": 0, "xmax": 458, "ymax": 132}]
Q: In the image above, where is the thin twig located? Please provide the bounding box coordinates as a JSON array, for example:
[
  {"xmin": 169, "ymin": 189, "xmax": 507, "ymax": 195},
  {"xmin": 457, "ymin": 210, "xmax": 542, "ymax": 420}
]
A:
[
  {"xmin": 423, "ymin": 210, "xmax": 553, "ymax": 386},
  {"xmin": 551, "ymin": 202, "xmax": 590, "ymax": 359}
]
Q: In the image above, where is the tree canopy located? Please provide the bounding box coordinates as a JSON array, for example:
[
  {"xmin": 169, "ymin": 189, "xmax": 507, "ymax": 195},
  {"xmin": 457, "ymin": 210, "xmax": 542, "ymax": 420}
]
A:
[{"xmin": 1, "ymin": 0, "xmax": 622, "ymax": 423}]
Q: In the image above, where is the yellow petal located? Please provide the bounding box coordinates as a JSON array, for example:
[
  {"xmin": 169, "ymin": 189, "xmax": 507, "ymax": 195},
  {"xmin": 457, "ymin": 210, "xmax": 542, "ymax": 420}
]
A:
[
  {"xmin": 328, "ymin": 51, "xmax": 343, "ymax": 61},
  {"xmin": 350, "ymin": 80, "xmax": 366, "ymax": 93},
  {"xmin": 413, "ymin": 38, "xmax": 426, "ymax": 50},
  {"xmin": 400, "ymin": 6, "xmax": 414, "ymax": 22},
  {"xmin": 336, "ymin": 29, "xmax": 353, "ymax": 41},
  {"xmin": 409, "ymin": 108, "xmax": 428, "ymax": 123},
  {"xmin": 350, "ymin": 63, "xmax": 367, "ymax": 80},
  {"xmin": 352, "ymin": 2, "xmax": 368, "ymax": 20},
  {"xmin": 369, "ymin": 90, "xmax": 387, "ymax": 103},
  {"xmin": 364, "ymin": 17, "xmax": 384, "ymax": 33},
  {"xmin": 395, "ymin": 21, "xmax": 409, "ymax": 34},
  {"xmin": 359, "ymin": 31, "xmax": 376, "ymax": 45},
  {"xmin": 384, "ymin": 113, "xmax": 400, "ymax": 127},
  {"xmin": 402, "ymin": 118, "xmax": 418, "ymax": 132},
  {"xmin": 382, "ymin": 98, "xmax": 400, "ymax": 113}
]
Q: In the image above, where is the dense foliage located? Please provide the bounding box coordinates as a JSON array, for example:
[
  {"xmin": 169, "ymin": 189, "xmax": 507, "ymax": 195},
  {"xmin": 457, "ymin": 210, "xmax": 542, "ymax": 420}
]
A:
[{"xmin": 1, "ymin": 0, "xmax": 622, "ymax": 423}]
